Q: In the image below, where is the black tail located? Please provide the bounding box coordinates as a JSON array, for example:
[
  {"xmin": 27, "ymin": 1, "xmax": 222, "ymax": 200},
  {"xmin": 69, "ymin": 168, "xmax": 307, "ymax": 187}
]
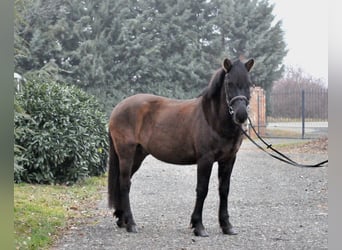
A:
[{"xmin": 108, "ymin": 131, "xmax": 120, "ymax": 209}]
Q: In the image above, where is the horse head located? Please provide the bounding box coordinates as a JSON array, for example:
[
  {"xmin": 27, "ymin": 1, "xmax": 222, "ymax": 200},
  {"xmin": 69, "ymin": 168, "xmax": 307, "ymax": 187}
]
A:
[
  {"xmin": 222, "ymin": 58, "xmax": 254, "ymax": 125},
  {"xmin": 202, "ymin": 58, "xmax": 254, "ymax": 126}
]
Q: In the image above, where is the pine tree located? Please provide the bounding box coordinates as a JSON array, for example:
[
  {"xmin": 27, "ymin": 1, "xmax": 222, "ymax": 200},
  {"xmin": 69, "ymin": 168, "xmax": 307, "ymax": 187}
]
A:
[{"xmin": 214, "ymin": 0, "xmax": 287, "ymax": 92}]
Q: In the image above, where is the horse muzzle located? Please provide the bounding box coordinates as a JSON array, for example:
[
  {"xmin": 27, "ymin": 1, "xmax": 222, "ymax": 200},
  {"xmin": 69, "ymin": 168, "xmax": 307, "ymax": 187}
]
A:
[
  {"xmin": 228, "ymin": 96, "xmax": 249, "ymax": 125},
  {"xmin": 233, "ymin": 106, "xmax": 249, "ymax": 124}
]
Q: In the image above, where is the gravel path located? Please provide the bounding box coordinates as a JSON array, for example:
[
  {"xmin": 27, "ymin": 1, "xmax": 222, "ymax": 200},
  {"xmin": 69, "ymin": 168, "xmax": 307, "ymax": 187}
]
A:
[{"xmin": 52, "ymin": 139, "xmax": 328, "ymax": 250}]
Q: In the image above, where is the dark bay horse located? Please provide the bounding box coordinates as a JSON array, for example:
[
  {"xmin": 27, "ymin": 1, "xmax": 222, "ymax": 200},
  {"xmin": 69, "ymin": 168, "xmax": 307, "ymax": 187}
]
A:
[{"xmin": 108, "ymin": 58, "xmax": 254, "ymax": 237}]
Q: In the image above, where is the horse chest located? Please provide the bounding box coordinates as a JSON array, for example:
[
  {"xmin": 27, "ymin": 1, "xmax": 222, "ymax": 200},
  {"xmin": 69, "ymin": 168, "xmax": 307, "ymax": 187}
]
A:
[{"xmin": 213, "ymin": 136, "xmax": 243, "ymax": 161}]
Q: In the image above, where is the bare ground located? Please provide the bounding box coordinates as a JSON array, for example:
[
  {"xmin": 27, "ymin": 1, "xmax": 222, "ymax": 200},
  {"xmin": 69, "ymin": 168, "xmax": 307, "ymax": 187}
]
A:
[
  {"xmin": 281, "ymin": 136, "xmax": 328, "ymax": 154},
  {"xmin": 51, "ymin": 138, "xmax": 328, "ymax": 250}
]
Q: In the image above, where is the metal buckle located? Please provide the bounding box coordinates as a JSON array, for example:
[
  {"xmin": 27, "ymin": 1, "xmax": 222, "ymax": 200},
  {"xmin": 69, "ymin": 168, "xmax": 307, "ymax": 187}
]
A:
[{"xmin": 229, "ymin": 105, "xmax": 234, "ymax": 115}]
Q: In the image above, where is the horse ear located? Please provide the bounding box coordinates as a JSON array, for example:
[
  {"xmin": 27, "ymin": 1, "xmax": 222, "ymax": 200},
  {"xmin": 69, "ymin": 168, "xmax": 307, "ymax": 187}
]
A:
[
  {"xmin": 245, "ymin": 59, "xmax": 254, "ymax": 72},
  {"xmin": 222, "ymin": 58, "xmax": 232, "ymax": 72}
]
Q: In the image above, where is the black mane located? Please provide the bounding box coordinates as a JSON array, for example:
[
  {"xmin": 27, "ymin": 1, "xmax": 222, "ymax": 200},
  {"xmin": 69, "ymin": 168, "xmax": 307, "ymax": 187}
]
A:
[
  {"xmin": 198, "ymin": 60, "xmax": 249, "ymax": 99},
  {"xmin": 198, "ymin": 68, "xmax": 226, "ymax": 98}
]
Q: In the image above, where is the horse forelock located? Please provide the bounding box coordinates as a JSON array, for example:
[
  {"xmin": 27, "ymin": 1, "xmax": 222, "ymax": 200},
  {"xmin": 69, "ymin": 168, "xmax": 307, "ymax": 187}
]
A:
[
  {"xmin": 231, "ymin": 60, "xmax": 248, "ymax": 74},
  {"xmin": 230, "ymin": 61, "xmax": 251, "ymax": 89}
]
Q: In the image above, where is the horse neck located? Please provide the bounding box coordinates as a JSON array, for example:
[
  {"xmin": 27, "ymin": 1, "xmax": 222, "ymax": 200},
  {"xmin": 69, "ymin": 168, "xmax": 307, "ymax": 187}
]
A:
[{"xmin": 201, "ymin": 86, "xmax": 239, "ymax": 136}]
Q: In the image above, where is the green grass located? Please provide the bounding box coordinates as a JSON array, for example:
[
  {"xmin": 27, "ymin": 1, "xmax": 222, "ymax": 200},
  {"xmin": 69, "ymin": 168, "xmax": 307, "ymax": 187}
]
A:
[
  {"xmin": 265, "ymin": 128, "xmax": 301, "ymax": 138},
  {"xmin": 248, "ymin": 127, "xmax": 301, "ymax": 139},
  {"xmin": 267, "ymin": 117, "xmax": 327, "ymax": 123},
  {"xmin": 268, "ymin": 140, "xmax": 307, "ymax": 149},
  {"xmin": 14, "ymin": 175, "xmax": 107, "ymax": 250}
]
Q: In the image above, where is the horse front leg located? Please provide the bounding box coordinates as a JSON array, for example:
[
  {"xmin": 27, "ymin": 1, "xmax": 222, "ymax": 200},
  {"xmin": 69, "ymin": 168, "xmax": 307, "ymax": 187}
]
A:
[
  {"xmin": 218, "ymin": 157, "xmax": 237, "ymax": 235},
  {"xmin": 190, "ymin": 160, "xmax": 213, "ymax": 237}
]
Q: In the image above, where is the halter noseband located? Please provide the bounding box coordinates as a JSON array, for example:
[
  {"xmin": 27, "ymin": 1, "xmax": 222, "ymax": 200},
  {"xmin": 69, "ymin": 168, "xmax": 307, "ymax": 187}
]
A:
[{"xmin": 227, "ymin": 95, "xmax": 249, "ymax": 115}]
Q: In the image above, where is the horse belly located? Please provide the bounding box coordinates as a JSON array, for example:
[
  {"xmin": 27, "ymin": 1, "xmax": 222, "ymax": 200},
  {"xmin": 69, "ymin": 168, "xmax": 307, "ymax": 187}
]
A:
[
  {"xmin": 143, "ymin": 126, "xmax": 197, "ymax": 165},
  {"xmin": 149, "ymin": 146, "xmax": 197, "ymax": 165}
]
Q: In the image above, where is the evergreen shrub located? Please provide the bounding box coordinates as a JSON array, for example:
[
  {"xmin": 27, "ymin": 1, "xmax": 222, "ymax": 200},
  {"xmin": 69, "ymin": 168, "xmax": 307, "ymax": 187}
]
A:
[{"xmin": 14, "ymin": 74, "xmax": 108, "ymax": 184}]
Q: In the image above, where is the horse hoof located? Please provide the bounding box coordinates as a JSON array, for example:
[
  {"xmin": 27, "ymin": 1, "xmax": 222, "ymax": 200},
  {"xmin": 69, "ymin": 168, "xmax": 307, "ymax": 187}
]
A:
[
  {"xmin": 126, "ymin": 225, "xmax": 138, "ymax": 233},
  {"xmin": 222, "ymin": 226, "xmax": 237, "ymax": 235},
  {"xmin": 116, "ymin": 219, "xmax": 126, "ymax": 228},
  {"xmin": 194, "ymin": 228, "xmax": 209, "ymax": 237}
]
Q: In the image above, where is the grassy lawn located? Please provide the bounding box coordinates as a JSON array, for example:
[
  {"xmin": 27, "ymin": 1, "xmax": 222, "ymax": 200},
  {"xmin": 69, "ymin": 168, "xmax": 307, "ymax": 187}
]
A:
[
  {"xmin": 247, "ymin": 127, "xmax": 301, "ymax": 139},
  {"xmin": 265, "ymin": 128, "xmax": 301, "ymax": 138},
  {"xmin": 14, "ymin": 175, "xmax": 107, "ymax": 250}
]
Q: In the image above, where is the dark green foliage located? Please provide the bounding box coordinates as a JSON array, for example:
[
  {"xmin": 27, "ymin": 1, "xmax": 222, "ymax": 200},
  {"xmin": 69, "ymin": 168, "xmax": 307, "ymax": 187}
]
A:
[
  {"xmin": 15, "ymin": 0, "xmax": 287, "ymax": 115},
  {"xmin": 215, "ymin": 0, "xmax": 287, "ymax": 91},
  {"xmin": 14, "ymin": 73, "xmax": 108, "ymax": 184}
]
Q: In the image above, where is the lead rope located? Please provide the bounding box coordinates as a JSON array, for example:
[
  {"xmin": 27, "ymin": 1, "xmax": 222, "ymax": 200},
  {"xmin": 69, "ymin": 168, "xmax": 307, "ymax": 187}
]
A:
[{"xmin": 240, "ymin": 117, "xmax": 328, "ymax": 168}]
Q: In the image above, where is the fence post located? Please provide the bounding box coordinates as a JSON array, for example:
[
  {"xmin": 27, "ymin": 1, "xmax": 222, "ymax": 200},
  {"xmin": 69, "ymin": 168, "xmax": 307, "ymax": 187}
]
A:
[
  {"xmin": 301, "ymin": 90, "xmax": 305, "ymax": 139},
  {"xmin": 257, "ymin": 93, "xmax": 260, "ymax": 134}
]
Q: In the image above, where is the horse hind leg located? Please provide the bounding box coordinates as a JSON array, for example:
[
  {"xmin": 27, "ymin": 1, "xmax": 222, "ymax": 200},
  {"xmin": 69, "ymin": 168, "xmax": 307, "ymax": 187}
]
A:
[
  {"xmin": 116, "ymin": 152, "xmax": 136, "ymax": 232},
  {"xmin": 119, "ymin": 145, "xmax": 148, "ymax": 232},
  {"xmin": 116, "ymin": 143, "xmax": 148, "ymax": 233}
]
